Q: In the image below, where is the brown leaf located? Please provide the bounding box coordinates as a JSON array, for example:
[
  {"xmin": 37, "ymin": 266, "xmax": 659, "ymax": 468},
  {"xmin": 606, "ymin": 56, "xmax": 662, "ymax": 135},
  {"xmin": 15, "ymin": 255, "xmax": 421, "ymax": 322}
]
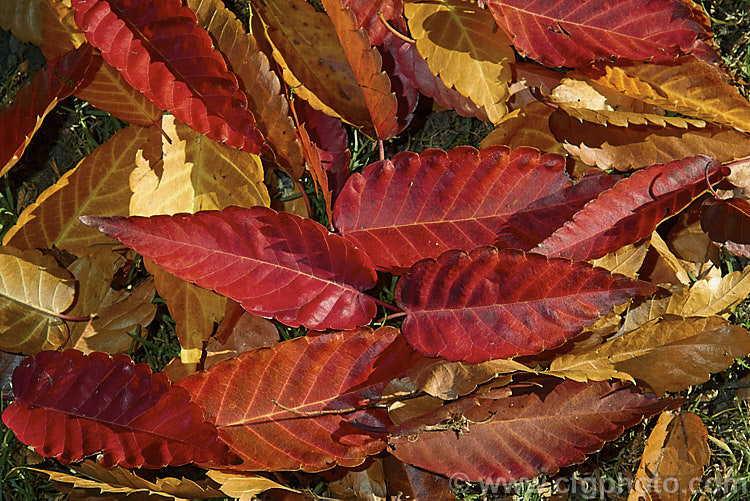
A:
[
  {"xmin": 0, "ymin": 0, "xmax": 43, "ymax": 45},
  {"xmin": 702, "ymin": 196, "xmax": 750, "ymax": 254},
  {"xmin": 382, "ymin": 456, "xmax": 454, "ymax": 500},
  {"xmin": 628, "ymin": 411, "xmax": 710, "ymax": 501},
  {"xmin": 3, "ymin": 125, "xmax": 156, "ymax": 255},
  {"xmin": 405, "ymin": 0, "xmax": 514, "ymax": 123},
  {"xmin": 204, "ymin": 311, "xmax": 279, "ymax": 370},
  {"xmin": 206, "ymin": 471, "xmax": 296, "ymax": 501},
  {"xmin": 188, "ymin": 0, "xmax": 304, "ymax": 179},
  {"xmin": 328, "ymin": 460, "xmax": 388, "ymax": 500},
  {"xmin": 411, "ymin": 358, "xmax": 533, "ymax": 400},
  {"xmin": 550, "ymin": 316, "xmax": 750, "ymax": 395},
  {"xmin": 0, "ymin": 246, "xmax": 75, "ymax": 354}
]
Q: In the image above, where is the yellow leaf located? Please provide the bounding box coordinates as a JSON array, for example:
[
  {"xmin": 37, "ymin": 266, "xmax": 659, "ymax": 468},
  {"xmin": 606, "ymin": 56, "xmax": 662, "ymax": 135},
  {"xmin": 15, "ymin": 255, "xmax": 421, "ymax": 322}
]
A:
[
  {"xmin": 0, "ymin": 246, "xmax": 75, "ymax": 354},
  {"xmin": 405, "ymin": 0, "xmax": 513, "ymax": 123},
  {"xmin": 558, "ymin": 105, "xmax": 705, "ymax": 129},
  {"xmin": 4, "ymin": 125, "xmax": 157, "ymax": 255},
  {"xmin": 590, "ymin": 240, "xmax": 650, "ymax": 279},
  {"xmin": 207, "ymin": 470, "xmax": 296, "ymax": 501}
]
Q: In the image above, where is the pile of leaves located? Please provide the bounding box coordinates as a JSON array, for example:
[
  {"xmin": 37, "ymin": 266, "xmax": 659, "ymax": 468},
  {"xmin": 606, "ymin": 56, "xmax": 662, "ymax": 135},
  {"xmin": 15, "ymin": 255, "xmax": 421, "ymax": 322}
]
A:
[{"xmin": 2, "ymin": 0, "xmax": 750, "ymax": 498}]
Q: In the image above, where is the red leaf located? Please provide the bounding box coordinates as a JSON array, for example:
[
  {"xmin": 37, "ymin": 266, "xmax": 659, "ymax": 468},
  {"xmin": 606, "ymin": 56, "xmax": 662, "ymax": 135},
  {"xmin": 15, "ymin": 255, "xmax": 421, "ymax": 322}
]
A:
[
  {"xmin": 72, "ymin": 0, "xmax": 264, "ymax": 154},
  {"xmin": 178, "ymin": 327, "xmax": 420, "ymax": 472},
  {"xmin": 486, "ymin": 0, "xmax": 716, "ymax": 68},
  {"xmin": 1, "ymin": 350, "xmax": 229, "ymax": 468},
  {"xmin": 389, "ymin": 378, "xmax": 675, "ymax": 483},
  {"xmin": 81, "ymin": 206, "xmax": 378, "ymax": 330},
  {"xmin": 0, "ymin": 45, "xmax": 96, "ymax": 176},
  {"xmin": 342, "ymin": 0, "xmax": 404, "ymax": 46},
  {"xmin": 391, "ymin": 35, "xmax": 488, "ymax": 121},
  {"xmin": 294, "ymin": 100, "xmax": 352, "ymax": 202},
  {"xmin": 701, "ymin": 196, "xmax": 750, "ymax": 257},
  {"xmin": 535, "ymin": 156, "xmax": 729, "ymax": 261},
  {"xmin": 396, "ymin": 247, "xmax": 655, "ymax": 363},
  {"xmin": 334, "ymin": 146, "xmax": 616, "ymax": 272}
]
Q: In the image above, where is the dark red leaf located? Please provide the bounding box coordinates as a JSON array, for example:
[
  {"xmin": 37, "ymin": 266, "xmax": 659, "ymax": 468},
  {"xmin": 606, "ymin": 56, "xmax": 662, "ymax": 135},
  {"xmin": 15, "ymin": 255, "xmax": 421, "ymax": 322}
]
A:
[
  {"xmin": 2, "ymin": 350, "xmax": 229, "ymax": 468},
  {"xmin": 701, "ymin": 196, "xmax": 750, "ymax": 257},
  {"xmin": 334, "ymin": 146, "xmax": 616, "ymax": 273},
  {"xmin": 72, "ymin": 0, "xmax": 264, "ymax": 153},
  {"xmin": 0, "ymin": 45, "xmax": 96, "ymax": 176},
  {"xmin": 178, "ymin": 327, "xmax": 421, "ymax": 471},
  {"xmin": 378, "ymin": 32, "xmax": 419, "ymax": 137},
  {"xmin": 486, "ymin": 0, "xmax": 716, "ymax": 68},
  {"xmin": 81, "ymin": 206, "xmax": 378, "ymax": 330},
  {"xmin": 342, "ymin": 0, "xmax": 404, "ymax": 46},
  {"xmin": 534, "ymin": 156, "xmax": 729, "ymax": 261},
  {"xmin": 389, "ymin": 378, "xmax": 675, "ymax": 483},
  {"xmin": 396, "ymin": 247, "xmax": 655, "ymax": 363}
]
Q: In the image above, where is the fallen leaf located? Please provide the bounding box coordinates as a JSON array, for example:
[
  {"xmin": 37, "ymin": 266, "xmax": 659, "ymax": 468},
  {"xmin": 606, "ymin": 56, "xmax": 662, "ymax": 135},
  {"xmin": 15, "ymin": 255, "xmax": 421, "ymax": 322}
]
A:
[
  {"xmin": 207, "ymin": 471, "xmax": 297, "ymax": 501},
  {"xmin": 328, "ymin": 459, "xmax": 387, "ymax": 500},
  {"xmin": 590, "ymin": 240, "xmax": 650, "ymax": 279},
  {"xmin": 382, "ymin": 456, "xmax": 454, "ymax": 500}
]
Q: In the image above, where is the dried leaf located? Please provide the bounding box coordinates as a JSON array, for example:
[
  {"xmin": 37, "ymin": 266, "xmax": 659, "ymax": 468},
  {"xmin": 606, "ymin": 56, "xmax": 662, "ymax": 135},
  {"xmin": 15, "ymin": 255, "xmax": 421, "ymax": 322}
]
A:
[
  {"xmin": 382, "ymin": 456, "xmax": 454, "ymax": 501},
  {"xmin": 405, "ymin": 0, "xmax": 514, "ymax": 123},
  {"xmin": 590, "ymin": 240, "xmax": 650, "ymax": 279},
  {"xmin": 701, "ymin": 197, "xmax": 750, "ymax": 256},
  {"xmin": 3, "ymin": 124, "xmax": 157, "ymax": 255},
  {"xmin": 207, "ymin": 471, "xmax": 296, "ymax": 501},
  {"xmin": 396, "ymin": 247, "xmax": 655, "ymax": 362},
  {"xmin": 0, "ymin": 246, "xmax": 75, "ymax": 355},
  {"xmin": 629, "ymin": 411, "xmax": 710, "ymax": 501},
  {"xmin": 388, "ymin": 378, "xmax": 674, "ymax": 483},
  {"xmin": 411, "ymin": 358, "xmax": 533, "ymax": 400},
  {"xmin": 328, "ymin": 460, "xmax": 387, "ymax": 500},
  {"xmin": 0, "ymin": 0, "xmax": 43, "ymax": 45},
  {"xmin": 551, "ymin": 316, "xmax": 750, "ymax": 395}
]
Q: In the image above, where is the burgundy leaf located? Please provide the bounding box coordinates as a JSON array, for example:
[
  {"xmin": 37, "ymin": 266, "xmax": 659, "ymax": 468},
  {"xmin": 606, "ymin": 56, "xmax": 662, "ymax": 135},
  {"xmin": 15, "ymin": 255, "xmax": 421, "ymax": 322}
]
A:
[
  {"xmin": 389, "ymin": 378, "xmax": 675, "ymax": 483},
  {"xmin": 379, "ymin": 32, "xmax": 419, "ymax": 137},
  {"xmin": 0, "ymin": 45, "xmax": 96, "ymax": 176},
  {"xmin": 396, "ymin": 247, "xmax": 655, "ymax": 362},
  {"xmin": 535, "ymin": 156, "xmax": 729, "ymax": 261},
  {"xmin": 701, "ymin": 196, "xmax": 750, "ymax": 257},
  {"xmin": 178, "ymin": 327, "xmax": 421, "ymax": 471},
  {"xmin": 486, "ymin": 0, "xmax": 716, "ymax": 68},
  {"xmin": 72, "ymin": 0, "xmax": 264, "ymax": 153},
  {"xmin": 81, "ymin": 206, "xmax": 378, "ymax": 330},
  {"xmin": 2, "ymin": 350, "xmax": 229, "ymax": 468},
  {"xmin": 334, "ymin": 146, "xmax": 616, "ymax": 272}
]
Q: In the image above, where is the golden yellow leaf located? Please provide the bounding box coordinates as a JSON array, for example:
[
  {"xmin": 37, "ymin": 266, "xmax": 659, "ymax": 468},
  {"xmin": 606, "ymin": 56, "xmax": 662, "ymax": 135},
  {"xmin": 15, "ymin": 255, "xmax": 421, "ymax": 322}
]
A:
[
  {"xmin": 39, "ymin": 0, "xmax": 85, "ymax": 55},
  {"xmin": 3, "ymin": 125, "xmax": 156, "ymax": 255},
  {"xmin": 207, "ymin": 471, "xmax": 296, "ymax": 501},
  {"xmin": 0, "ymin": 0, "xmax": 43, "ymax": 46},
  {"xmin": 590, "ymin": 240, "xmax": 650, "ymax": 279},
  {"xmin": 629, "ymin": 411, "xmax": 709, "ymax": 501},
  {"xmin": 65, "ymin": 249, "xmax": 157, "ymax": 354},
  {"xmin": 31, "ymin": 459, "xmax": 223, "ymax": 500},
  {"xmin": 0, "ymin": 246, "xmax": 75, "ymax": 354},
  {"xmin": 552, "ymin": 316, "xmax": 750, "ymax": 395},
  {"xmin": 551, "ymin": 78, "xmax": 612, "ymax": 111},
  {"xmin": 480, "ymin": 102, "xmax": 561, "ymax": 152},
  {"xmin": 405, "ymin": 0, "xmax": 513, "ymax": 123},
  {"xmin": 558, "ymin": 105, "xmax": 705, "ymax": 129},
  {"xmin": 650, "ymin": 231, "xmax": 692, "ymax": 285},
  {"xmin": 590, "ymin": 57, "xmax": 750, "ymax": 133},
  {"xmin": 252, "ymin": 0, "xmax": 370, "ymax": 127},
  {"xmin": 188, "ymin": 0, "xmax": 304, "ymax": 179}
]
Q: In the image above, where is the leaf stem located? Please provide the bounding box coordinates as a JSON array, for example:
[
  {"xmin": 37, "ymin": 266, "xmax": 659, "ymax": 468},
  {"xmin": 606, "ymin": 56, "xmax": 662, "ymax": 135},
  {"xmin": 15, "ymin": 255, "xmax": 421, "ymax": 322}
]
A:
[
  {"xmin": 378, "ymin": 140, "xmax": 385, "ymax": 161},
  {"xmin": 294, "ymin": 178, "xmax": 314, "ymax": 218},
  {"xmin": 378, "ymin": 13, "xmax": 416, "ymax": 43},
  {"xmin": 705, "ymin": 160, "xmax": 721, "ymax": 199},
  {"xmin": 272, "ymin": 399, "xmax": 382, "ymax": 416},
  {"xmin": 369, "ymin": 295, "xmax": 402, "ymax": 313}
]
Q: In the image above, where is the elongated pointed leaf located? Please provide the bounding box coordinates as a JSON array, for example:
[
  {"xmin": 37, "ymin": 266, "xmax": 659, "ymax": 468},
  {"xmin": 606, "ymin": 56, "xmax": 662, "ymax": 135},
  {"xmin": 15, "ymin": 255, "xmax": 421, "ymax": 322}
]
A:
[
  {"xmin": 701, "ymin": 197, "xmax": 750, "ymax": 250},
  {"xmin": 396, "ymin": 247, "xmax": 655, "ymax": 362},
  {"xmin": 81, "ymin": 206, "xmax": 378, "ymax": 330},
  {"xmin": 0, "ymin": 247, "xmax": 76, "ymax": 355},
  {"xmin": 334, "ymin": 146, "xmax": 615, "ymax": 272},
  {"xmin": 534, "ymin": 156, "xmax": 729, "ymax": 261},
  {"xmin": 2, "ymin": 350, "xmax": 230, "ymax": 468},
  {"xmin": 178, "ymin": 327, "xmax": 421, "ymax": 471},
  {"xmin": 485, "ymin": 0, "xmax": 715, "ymax": 68},
  {"xmin": 388, "ymin": 378, "xmax": 673, "ymax": 483},
  {"xmin": 0, "ymin": 45, "xmax": 95, "ymax": 177},
  {"xmin": 72, "ymin": 0, "xmax": 263, "ymax": 153}
]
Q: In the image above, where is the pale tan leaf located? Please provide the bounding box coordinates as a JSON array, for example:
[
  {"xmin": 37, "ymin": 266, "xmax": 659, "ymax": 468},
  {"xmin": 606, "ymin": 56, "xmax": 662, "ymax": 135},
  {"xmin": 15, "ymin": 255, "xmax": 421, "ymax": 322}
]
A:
[
  {"xmin": 0, "ymin": 246, "xmax": 75, "ymax": 354},
  {"xmin": 590, "ymin": 240, "xmax": 650, "ymax": 279},
  {"xmin": 189, "ymin": 0, "xmax": 304, "ymax": 178},
  {"xmin": 388, "ymin": 394, "xmax": 443, "ymax": 425},
  {"xmin": 650, "ymin": 231, "xmax": 692, "ymax": 286},
  {"xmin": 480, "ymin": 102, "xmax": 562, "ymax": 153},
  {"xmin": 553, "ymin": 316, "xmax": 750, "ymax": 395},
  {"xmin": 629, "ymin": 411, "xmax": 709, "ymax": 501},
  {"xmin": 205, "ymin": 310, "xmax": 279, "ymax": 369},
  {"xmin": 30, "ymin": 459, "xmax": 223, "ymax": 500},
  {"xmin": 207, "ymin": 471, "xmax": 296, "ymax": 501},
  {"xmin": 405, "ymin": 0, "xmax": 513, "ymax": 123},
  {"xmin": 3, "ymin": 125, "xmax": 156, "ymax": 255},
  {"xmin": 65, "ymin": 249, "xmax": 156, "ymax": 354},
  {"xmin": 551, "ymin": 78, "xmax": 611, "ymax": 111},
  {"xmin": 666, "ymin": 205, "xmax": 720, "ymax": 266},
  {"xmin": 0, "ymin": 0, "xmax": 43, "ymax": 46},
  {"xmin": 559, "ymin": 105, "xmax": 705, "ymax": 129},
  {"xmin": 412, "ymin": 358, "xmax": 533, "ymax": 400},
  {"xmin": 589, "ymin": 57, "xmax": 750, "ymax": 133},
  {"xmin": 129, "ymin": 115, "xmax": 269, "ymax": 216}
]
